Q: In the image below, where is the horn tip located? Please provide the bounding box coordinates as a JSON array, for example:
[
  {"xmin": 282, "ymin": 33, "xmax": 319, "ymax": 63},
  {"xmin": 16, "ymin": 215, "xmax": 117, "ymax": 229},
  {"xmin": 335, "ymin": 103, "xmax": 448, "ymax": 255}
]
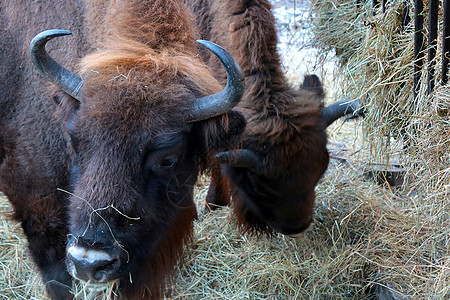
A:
[
  {"xmin": 30, "ymin": 29, "xmax": 73, "ymax": 53},
  {"xmin": 215, "ymin": 152, "xmax": 229, "ymax": 164},
  {"xmin": 32, "ymin": 29, "xmax": 72, "ymax": 41},
  {"xmin": 196, "ymin": 40, "xmax": 220, "ymax": 51}
]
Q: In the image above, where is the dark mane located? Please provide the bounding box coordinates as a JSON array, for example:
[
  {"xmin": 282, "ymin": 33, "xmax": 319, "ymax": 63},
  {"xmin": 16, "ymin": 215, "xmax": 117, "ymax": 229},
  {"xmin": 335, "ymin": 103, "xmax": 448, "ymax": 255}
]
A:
[
  {"xmin": 186, "ymin": 0, "xmax": 325, "ymax": 146},
  {"xmin": 86, "ymin": 0, "xmax": 197, "ymax": 50}
]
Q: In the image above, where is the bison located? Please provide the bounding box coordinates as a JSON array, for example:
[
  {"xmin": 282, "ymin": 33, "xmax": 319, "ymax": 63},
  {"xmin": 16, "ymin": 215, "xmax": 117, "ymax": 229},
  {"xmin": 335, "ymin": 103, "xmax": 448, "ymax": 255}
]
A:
[
  {"xmin": 184, "ymin": 0, "xmax": 361, "ymax": 236},
  {"xmin": 0, "ymin": 0, "xmax": 246, "ymax": 299}
]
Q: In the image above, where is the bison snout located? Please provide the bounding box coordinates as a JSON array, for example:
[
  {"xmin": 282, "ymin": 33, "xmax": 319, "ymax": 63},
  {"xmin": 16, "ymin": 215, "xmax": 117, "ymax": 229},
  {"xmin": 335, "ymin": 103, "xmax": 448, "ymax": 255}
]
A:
[
  {"xmin": 271, "ymin": 217, "xmax": 313, "ymax": 237},
  {"xmin": 66, "ymin": 238, "xmax": 125, "ymax": 282}
]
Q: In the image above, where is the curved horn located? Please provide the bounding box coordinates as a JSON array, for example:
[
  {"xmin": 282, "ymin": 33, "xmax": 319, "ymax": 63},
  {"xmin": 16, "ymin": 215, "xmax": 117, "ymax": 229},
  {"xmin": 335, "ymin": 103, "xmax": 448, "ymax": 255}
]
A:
[
  {"xmin": 30, "ymin": 29, "xmax": 83, "ymax": 101},
  {"xmin": 321, "ymin": 100, "xmax": 364, "ymax": 127},
  {"xmin": 188, "ymin": 40, "xmax": 245, "ymax": 122},
  {"xmin": 216, "ymin": 149, "xmax": 259, "ymax": 168}
]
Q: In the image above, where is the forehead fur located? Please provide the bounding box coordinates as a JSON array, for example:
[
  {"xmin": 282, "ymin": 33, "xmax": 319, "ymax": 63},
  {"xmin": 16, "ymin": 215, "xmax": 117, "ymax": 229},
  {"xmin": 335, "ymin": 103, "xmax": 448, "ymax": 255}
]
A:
[
  {"xmin": 76, "ymin": 48, "xmax": 224, "ymax": 136},
  {"xmin": 79, "ymin": 0, "xmax": 223, "ymax": 114},
  {"xmin": 80, "ymin": 48, "xmax": 222, "ymax": 97},
  {"xmin": 245, "ymin": 89, "xmax": 324, "ymax": 144},
  {"xmin": 242, "ymin": 89, "xmax": 327, "ymax": 177}
]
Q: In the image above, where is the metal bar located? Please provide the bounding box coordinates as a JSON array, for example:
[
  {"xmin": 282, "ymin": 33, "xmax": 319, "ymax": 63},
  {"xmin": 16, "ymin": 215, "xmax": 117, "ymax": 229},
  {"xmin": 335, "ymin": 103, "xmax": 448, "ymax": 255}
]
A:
[
  {"xmin": 382, "ymin": 0, "xmax": 386, "ymax": 13},
  {"xmin": 414, "ymin": 0, "xmax": 424, "ymax": 99},
  {"xmin": 427, "ymin": 0, "xmax": 438, "ymax": 94},
  {"xmin": 442, "ymin": 0, "xmax": 450, "ymax": 85}
]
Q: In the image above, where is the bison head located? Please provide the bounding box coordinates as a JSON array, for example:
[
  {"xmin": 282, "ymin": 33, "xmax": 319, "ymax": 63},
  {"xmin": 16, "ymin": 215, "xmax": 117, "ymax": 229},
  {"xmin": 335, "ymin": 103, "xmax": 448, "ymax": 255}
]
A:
[
  {"xmin": 30, "ymin": 30, "xmax": 245, "ymax": 298},
  {"xmin": 216, "ymin": 75, "xmax": 361, "ymax": 236}
]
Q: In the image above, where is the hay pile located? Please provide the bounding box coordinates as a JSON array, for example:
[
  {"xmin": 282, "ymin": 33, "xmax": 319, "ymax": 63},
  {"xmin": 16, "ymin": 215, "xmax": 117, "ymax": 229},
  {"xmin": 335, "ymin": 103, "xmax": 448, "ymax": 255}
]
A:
[
  {"xmin": 310, "ymin": 0, "xmax": 448, "ymax": 162},
  {"xmin": 2, "ymin": 158, "xmax": 447, "ymax": 299},
  {"xmin": 0, "ymin": 193, "xmax": 46, "ymax": 299},
  {"xmin": 309, "ymin": 0, "xmax": 369, "ymax": 64},
  {"xmin": 169, "ymin": 162, "xmax": 437, "ymax": 299}
]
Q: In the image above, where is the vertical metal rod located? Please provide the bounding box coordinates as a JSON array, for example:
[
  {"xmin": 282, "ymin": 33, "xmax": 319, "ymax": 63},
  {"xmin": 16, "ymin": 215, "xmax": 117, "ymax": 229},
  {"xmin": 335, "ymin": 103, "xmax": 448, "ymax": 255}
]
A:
[
  {"xmin": 382, "ymin": 0, "xmax": 386, "ymax": 13},
  {"xmin": 414, "ymin": 0, "xmax": 424, "ymax": 100},
  {"xmin": 442, "ymin": 0, "xmax": 450, "ymax": 85},
  {"xmin": 427, "ymin": 0, "xmax": 439, "ymax": 94}
]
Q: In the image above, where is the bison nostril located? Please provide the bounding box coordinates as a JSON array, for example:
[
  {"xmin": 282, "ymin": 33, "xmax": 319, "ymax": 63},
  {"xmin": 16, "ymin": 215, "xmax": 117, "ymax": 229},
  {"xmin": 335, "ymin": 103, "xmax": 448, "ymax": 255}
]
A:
[
  {"xmin": 94, "ymin": 259, "xmax": 118, "ymax": 276},
  {"xmin": 90, "ymin": 258, "xmax": 119, "ymax": 281},
  {"xmin": 67, "ymin": 244, "xmax": 122, "ymax": 282}
]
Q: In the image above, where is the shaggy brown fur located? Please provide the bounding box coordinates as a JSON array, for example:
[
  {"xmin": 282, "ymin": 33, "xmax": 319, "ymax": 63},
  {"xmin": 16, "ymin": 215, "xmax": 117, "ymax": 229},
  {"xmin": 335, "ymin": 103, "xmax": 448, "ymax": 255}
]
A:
[
  {"xmin": 185, "ymin": 0, "xmax": 330, "ymax": 235},
  {"xmin": 0, "ymin": 0, "xmax": 245, "ymax": 299}
]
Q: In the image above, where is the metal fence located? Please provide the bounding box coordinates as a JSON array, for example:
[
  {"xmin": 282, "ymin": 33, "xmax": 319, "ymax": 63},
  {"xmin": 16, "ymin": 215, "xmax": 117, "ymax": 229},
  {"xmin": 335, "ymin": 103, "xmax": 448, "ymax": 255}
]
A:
[
  {"xmin": 373, "ymin": 0, "xmax": 450, "ymax": 98},
  {"xmin": 410, "ymin": 0, "xmax": 449, "ymax": 97}
]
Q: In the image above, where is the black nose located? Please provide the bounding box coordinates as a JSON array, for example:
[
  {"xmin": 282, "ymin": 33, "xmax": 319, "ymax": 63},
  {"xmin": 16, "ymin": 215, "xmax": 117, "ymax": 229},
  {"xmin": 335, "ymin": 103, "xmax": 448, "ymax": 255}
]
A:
[
  {"xmin": 273, "ymin": 218, "xmax": 313, "ymax": 236},
  {"xmin": 66, "ymin": 238, "xmax": 123, "ymax": 282}
]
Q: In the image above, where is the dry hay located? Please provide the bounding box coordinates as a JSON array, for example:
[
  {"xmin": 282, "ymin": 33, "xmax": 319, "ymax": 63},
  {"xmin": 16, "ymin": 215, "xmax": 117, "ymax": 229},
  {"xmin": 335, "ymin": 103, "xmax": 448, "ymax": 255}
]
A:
[
  {"xmin": 309, "ymin": 0, "xmax": 448, "ymax": 164},
  {"xmin": 3, "ymin": 155, "xmax": 449, "ymax": 299},
  {"xmin": 309, "ymin": 0, "xmax": 370, "ymax": 64},
  {"xmin": 0, "ymin": 193, "xmax": 47, "ymax": 299},
  {"xmin": 170, "ymin": 163, "xmax": 425, "ymax": 299}
]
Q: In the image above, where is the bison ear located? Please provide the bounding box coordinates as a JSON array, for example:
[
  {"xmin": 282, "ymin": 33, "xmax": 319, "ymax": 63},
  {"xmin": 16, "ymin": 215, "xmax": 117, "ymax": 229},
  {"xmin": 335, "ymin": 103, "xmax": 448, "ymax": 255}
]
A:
[
  {"xmin": 194, "ymin": 109, "xmax": 246, "ymax": 155},
  {"xmin": 301, "ymin": 74, "xmax": 325, "ymax": 99}
]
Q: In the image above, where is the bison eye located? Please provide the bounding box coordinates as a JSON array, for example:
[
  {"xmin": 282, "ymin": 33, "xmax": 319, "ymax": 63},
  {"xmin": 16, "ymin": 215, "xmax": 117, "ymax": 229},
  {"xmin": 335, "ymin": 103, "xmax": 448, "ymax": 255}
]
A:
[
  {"xmin": 150, "ymin": 155, "xmax": 178, "ymax": 177},
  {"xmin": 144, "ymin": 148, "xmax": 179, "ymax": 177},
  {"xmin": 160, "ymin": 157, "xmax": 177, "ymax": 169}
]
